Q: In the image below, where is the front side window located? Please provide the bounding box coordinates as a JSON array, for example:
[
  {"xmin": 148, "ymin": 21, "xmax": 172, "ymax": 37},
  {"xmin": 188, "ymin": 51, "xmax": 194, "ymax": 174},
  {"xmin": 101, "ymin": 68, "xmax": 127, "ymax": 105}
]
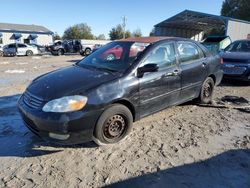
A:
[
  {"xmin": 142, "ymin": 43, "xmax": 176, "ymax": 69},
  {"xmin": 177, "ymin": 42, "xmax": 201, "ymax": 63},
  {"xmin": 0, "ymin": 38, "xmax": 2, "ymax": 44},
  {"xmin": 78, "ymin": 41, "xmax": 149, "ymax": 72}
]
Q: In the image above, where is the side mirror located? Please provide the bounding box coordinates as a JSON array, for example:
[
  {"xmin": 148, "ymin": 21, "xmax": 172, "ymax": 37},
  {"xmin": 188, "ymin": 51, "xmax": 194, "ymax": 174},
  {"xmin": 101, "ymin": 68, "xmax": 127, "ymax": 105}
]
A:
[{"xmin": 137, "ymin": 63, "xmax": 159, "ymax": 78}]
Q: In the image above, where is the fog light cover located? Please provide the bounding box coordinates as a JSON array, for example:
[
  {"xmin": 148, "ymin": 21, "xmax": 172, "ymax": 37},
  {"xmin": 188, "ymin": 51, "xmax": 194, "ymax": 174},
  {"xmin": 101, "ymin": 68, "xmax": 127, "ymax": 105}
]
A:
[{"xmin": 49, "ymin": 133, "xmax": 70, "ymax": 140}]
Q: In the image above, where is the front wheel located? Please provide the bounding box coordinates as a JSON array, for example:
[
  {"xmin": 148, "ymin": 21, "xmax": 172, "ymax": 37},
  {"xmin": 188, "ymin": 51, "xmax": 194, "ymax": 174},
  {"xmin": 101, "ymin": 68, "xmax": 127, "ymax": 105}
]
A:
[
  {"xmin": 93, "ymin": 104, "xmax": 133, "ymax": 145},
  {"xmin": 57, "ymin": 49, "xmax": 64, "ymax": 56},
  {"xmin": 0, "ymin": 51, "xmax": 3, "ymax": 57},
  {"xmin": 198, "ymin": 77, "xmax": 215, "ymax": 104}
]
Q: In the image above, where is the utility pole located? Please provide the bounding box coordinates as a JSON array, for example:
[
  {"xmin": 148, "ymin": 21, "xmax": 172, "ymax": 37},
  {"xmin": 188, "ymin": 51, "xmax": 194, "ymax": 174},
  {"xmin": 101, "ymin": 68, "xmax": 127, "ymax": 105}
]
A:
[{"xmin": 122, "ymin": 16, "xmax": 127, "ymax": 39}]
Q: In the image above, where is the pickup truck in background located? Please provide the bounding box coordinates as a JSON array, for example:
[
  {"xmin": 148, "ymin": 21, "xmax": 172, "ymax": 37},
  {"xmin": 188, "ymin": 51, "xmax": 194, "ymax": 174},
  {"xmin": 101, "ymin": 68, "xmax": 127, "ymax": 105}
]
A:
[{"xmin": 79, "ymin": 39, "xmax": 111, "ymax": 56}]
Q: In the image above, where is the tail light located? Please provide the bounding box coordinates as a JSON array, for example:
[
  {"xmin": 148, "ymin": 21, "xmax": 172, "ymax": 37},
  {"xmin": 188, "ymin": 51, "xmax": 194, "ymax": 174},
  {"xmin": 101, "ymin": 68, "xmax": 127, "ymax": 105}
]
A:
[{"xmin": 220, "ymin": 58, "xmax": 224, "ymax": 64}]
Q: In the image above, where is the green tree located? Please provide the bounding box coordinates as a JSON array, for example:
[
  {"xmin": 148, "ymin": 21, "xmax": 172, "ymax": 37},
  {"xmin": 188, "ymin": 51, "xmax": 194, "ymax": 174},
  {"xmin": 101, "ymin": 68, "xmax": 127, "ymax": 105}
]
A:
[
  {"xmin": 132, "ymin": 28, "xmax": 142, "ymax": 37},
  {"xmin": 53, "ymin": 32, "xmax": 61, "ymax": 40},
  {"xmin": 96, "ymin": 34, "xmax": 106, "ymax": 40},
  {"xmin": 63, "ymin": 23, "xmax": 94, "ymax": 40},
  {"xmin": 109, "ymin": 24, "xmax": 124, "ymax": 40},
  {"xmin": 221, "ymin": 0, "xmax": 250, "ymax": 21},
  {"xmin": 109, "ymin": 24, "xmax": 132, "ymax": 40},
  {"xmin": 125, "ymin": 30, "xmax": 132, "ymax": 38}
]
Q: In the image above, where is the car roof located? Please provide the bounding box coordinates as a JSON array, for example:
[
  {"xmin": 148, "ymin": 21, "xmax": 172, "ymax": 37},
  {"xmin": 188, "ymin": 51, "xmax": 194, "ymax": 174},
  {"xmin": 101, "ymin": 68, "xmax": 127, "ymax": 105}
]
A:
[{"xmin": 118, "ymin": 37, "xmax": 176, "ymax": 43}]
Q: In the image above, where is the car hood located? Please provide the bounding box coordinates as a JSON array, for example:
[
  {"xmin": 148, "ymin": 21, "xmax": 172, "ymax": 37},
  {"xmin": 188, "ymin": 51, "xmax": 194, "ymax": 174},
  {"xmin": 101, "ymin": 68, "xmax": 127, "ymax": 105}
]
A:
[
  {"xmin": 221, "ymin": 52, "xmax": 250, "ymax": 61},
  {"xmin": 27, "ymin": 65, "xmax": 119, "ymax": 100}
]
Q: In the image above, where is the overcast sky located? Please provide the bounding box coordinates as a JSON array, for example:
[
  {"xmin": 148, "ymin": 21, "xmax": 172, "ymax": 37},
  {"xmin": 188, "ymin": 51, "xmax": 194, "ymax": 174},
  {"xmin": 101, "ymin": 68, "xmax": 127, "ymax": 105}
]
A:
[{"xmin": 1, "ymin": 0, "xmax": 224, "ymax": 37}]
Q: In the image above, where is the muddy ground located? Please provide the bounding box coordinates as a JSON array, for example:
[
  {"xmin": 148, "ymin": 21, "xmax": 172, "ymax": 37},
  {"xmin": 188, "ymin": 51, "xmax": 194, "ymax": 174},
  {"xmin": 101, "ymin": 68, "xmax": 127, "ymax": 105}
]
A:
[{"xmin": 0, "ymin": 55, "xmax": 249, "ymax": 188}]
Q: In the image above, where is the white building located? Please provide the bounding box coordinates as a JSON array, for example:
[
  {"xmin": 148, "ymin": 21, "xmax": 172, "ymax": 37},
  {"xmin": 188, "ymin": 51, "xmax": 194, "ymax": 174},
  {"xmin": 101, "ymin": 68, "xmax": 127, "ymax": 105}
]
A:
[
  {"xmin": 154, "ymin": 10, "xmax": 250, "ymax": 42},
  {"xmin": 0, "ymin": 23, "xmax": 53, "ymax": 46}
]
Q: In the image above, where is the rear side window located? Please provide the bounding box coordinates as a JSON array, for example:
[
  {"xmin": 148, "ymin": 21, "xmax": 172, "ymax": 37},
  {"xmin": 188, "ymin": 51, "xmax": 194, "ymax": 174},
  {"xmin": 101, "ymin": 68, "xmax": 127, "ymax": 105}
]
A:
[{"xmin": 177, "ymin": 42, "xmax": 202, "ymax": 63}]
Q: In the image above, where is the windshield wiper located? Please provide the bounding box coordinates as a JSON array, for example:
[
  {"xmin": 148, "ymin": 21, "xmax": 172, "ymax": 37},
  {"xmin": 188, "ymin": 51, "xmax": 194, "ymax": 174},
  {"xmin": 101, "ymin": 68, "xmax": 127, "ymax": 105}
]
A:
[{"xmin": 95, "ymin": 66, "xmax": 120, "ymax": 74}]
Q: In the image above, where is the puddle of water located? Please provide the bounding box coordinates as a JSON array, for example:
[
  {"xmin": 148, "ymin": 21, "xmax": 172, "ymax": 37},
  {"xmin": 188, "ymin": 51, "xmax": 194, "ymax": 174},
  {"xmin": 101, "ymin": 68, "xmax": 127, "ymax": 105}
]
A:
[{"xmin": 221, "ymin": 96, "xmax": 249, "ymax": 106}]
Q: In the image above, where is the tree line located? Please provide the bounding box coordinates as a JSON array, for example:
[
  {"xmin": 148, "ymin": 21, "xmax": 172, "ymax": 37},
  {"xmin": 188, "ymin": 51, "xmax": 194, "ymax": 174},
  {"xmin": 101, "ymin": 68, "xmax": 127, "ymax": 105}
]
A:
[{"xmin": 54, "ymin": 23, "xmax": 143, "ymax": 41}]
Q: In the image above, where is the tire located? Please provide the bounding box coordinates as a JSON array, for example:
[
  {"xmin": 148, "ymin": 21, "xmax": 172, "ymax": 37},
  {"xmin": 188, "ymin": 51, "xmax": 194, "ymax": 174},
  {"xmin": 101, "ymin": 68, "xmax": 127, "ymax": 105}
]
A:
[
  {"xmin": 0, "ymin": 51, "xmax": 3, "ymax": 57},
  {"xmin": 198, "ymin": 77, "xmax": 215, "ymax": 104},
  {"xmin": 94, "ymin": 104, "xmax": 133, "ymax": 145},
  {"xmin": 79, "ymin": 50, "xmax": 85, "ymax": 56},
  {"xmin": 26, "ymin": 50, "xmax": 33, "ymax": 56},
  {"xmin": 57, "ymin": 49, "xmax": 64, "ymax": 56},
  {"xmin": 85, "ymin": 48, "xmax": 91, "ymax": 56}
]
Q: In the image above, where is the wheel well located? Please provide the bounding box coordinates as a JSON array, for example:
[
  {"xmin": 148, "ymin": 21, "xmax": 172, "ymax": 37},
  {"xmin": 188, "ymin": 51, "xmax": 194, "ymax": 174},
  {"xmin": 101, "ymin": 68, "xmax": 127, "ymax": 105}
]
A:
[
  {"xmin": 208, "ymin": 74, "xmax": 216, "ymax": 84},
  {"xmin": 112, "ymin": 100, "xmax": 136, "ymax": 121}
]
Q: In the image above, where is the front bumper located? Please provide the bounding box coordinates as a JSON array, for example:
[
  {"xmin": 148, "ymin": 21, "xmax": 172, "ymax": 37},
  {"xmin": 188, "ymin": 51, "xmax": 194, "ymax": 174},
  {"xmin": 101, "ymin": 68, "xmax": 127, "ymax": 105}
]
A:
[{"xmin": 18, "ymin": 95, "xmax": 103, "ymax": 145}]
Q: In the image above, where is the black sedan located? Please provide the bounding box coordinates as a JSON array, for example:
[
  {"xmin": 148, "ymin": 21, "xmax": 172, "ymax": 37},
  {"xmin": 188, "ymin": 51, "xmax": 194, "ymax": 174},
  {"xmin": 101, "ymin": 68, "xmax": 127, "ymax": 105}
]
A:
[
  {"xmin": 220, "ymin": 39, "xmax": 250, "ymax": 82},
  {"xmin": 18, "ymin": 37, "xmax": 223, "ymax": 145}
]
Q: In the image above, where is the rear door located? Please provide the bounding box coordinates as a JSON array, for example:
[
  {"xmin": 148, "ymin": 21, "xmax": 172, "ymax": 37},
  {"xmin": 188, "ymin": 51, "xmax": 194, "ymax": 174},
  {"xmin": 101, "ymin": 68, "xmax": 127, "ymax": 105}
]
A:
[
  {"xmin": 177, "ymin": 42, "xmax": 208, "ymax": 101},
  {"xmin": 139, "ymin": 42, "xmax": 181, "ymax": 117}
]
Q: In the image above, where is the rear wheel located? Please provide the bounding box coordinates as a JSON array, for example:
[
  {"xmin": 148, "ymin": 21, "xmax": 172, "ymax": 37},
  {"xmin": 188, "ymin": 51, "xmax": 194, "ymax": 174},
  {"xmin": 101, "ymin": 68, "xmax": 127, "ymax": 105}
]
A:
[
  {"xmin": 198, "ymin": 77, "xmax": 215, "ymax": 104},
  {"xmin": 93, "ymin": 104, "xmax": 133, "ymax": 145},
  {"xmin": 26, "ymin": 50, "xmax": 33, "ymax": 56},
  {"xmin": 85, "ymin": 48, "xmax": 91, "ymax": 56}
]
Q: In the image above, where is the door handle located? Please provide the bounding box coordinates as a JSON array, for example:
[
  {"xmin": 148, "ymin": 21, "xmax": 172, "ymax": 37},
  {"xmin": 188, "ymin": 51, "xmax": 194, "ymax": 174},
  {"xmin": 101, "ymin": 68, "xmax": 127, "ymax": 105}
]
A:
[
  {"xmin": 165, "ymin": 70, "xmax": 179, "ymax": 77},
  {"xmin": 202, "ymin": 62, "xmax": 207, "ymax": 67}
]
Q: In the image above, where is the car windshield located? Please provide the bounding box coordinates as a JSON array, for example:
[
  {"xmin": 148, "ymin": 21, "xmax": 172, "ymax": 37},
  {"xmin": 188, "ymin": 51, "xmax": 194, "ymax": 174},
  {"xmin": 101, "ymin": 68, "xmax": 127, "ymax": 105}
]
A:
[
  {"xmin": 225, "ymin": 41, "xmax": 250, "ymax": 52},
  {"xmin": 77, "ymin": 41, "xmax": 149, "ymax": 72}
]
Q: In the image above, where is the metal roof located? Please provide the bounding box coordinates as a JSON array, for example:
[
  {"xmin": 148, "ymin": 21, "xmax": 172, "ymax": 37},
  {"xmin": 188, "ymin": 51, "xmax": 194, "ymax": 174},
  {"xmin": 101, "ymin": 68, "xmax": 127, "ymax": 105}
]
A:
[
  {"xmin": 0, "ymin": 22, "xmax": 53, "ymax": 34},
  {"xmin": 155, "ymin": 10, "xmax": 250, "ymax": 31},
  {"xmin": 118, "ymin": 37, "xmax": 175, "ymax": 43}
]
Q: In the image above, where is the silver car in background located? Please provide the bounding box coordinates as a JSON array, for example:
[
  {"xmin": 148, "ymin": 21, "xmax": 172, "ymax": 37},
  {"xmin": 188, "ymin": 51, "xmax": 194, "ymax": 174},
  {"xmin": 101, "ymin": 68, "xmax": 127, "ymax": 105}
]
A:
[{"xmin": 3, "ymin": 43, "xmax": 39, "ymax": 56}]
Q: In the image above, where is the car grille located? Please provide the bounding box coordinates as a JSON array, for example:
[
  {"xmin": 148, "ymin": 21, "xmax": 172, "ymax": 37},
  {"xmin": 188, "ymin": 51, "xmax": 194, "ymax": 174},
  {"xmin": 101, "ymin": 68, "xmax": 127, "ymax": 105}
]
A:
[{"xmin": 23, "ymin": 91, "xmax": 44, "ymax": 109}]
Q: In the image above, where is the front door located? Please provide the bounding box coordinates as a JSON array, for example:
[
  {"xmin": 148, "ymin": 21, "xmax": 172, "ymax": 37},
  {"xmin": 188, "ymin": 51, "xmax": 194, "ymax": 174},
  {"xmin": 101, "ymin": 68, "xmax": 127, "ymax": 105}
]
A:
[{"xmin": 139, "ymin": 42, "xmax": 181, "ymax": 118}]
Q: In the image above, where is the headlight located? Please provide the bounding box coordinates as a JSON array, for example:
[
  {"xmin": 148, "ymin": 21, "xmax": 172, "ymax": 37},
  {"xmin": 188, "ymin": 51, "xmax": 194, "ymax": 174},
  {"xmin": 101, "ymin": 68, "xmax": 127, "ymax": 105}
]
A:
[{"xmin": 42, "ymin": 95, "xmax": 88, "ymax": 113}]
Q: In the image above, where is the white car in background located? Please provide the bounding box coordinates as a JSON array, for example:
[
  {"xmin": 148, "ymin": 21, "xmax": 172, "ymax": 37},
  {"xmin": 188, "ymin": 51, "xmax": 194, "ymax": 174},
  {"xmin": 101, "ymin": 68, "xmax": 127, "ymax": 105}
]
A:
[
  {"xmin": 3, "ymin": 43, "xmax": 39, "ymax": 56},
  {"xmin": 0, "ymin": 45, "xmax": 3, "ymax": 56}
]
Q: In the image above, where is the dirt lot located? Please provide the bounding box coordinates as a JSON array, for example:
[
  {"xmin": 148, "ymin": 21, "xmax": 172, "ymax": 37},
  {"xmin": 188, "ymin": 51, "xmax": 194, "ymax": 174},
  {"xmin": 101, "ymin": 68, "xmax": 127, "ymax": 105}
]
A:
[{"xmin": 0, "ymin": 55, "xmax": 249, "ymax": 188}]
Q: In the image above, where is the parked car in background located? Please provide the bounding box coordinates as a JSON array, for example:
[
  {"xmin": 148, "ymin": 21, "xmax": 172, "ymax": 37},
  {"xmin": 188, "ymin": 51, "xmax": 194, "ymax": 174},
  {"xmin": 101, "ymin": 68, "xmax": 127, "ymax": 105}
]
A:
[
  {"xmin": 220, "ymin": 39, "xmax": 250, "ymax": 82},
  {"xmin": 29, "ymin": 44, "xmax": 47, "ymax": 54},
  {"xmin": 202, "ymin": 36, "xmax": 231, "ymax": 54},
  {"xmin": 3, "ymin": 43, "xmax": 39, "ymax": 56},
  {"xmin": 0, "ymin": 45, "xmax": 3, "ymax": 56},
  {"xmin": 18, "ymin": 37, "xmax": 223, "ymax": 146},
  {"xmin": 47, "ymin": 40, "xmax": 82, "ymax": 55}
]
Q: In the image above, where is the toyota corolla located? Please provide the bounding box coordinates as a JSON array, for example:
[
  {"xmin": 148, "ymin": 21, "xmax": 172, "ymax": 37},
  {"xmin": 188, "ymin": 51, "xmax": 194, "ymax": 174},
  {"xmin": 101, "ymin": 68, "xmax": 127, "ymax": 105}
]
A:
[{"xmin": 18, "ymin": 37, "xmax": 223, "ymax": 145}]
